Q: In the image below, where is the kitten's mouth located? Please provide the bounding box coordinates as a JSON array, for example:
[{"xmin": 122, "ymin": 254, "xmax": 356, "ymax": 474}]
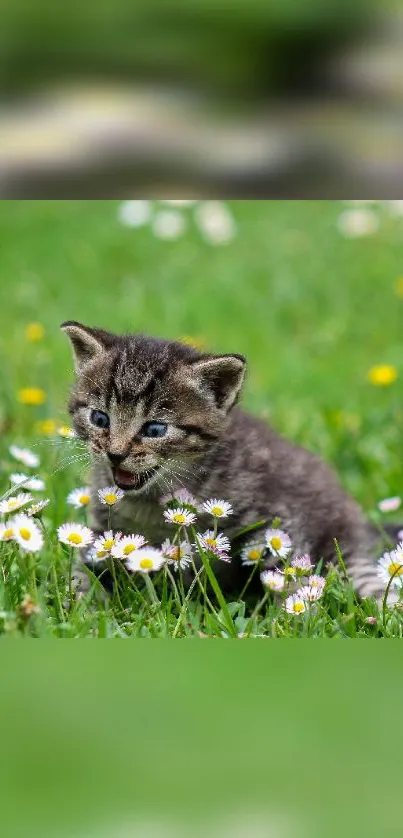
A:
[{"xmin": 113, "ymin": 466, "xmax": 160, "ymax": 492}]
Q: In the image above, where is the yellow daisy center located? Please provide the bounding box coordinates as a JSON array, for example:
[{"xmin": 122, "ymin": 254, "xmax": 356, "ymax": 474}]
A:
[
  {"xmin": 248, "ymin": 549, "xmax": 261, "ymax": 561},
  {"xmin": 173, "ymin": 513, "xmax": 186, "ymax": 523},
  {"xmin": 388, "ymin": 562, "xmax": 403, "ymax": 577},
  {"xmin": 205, "ymin": 537, "xmax": 216, "ymax": 548},
  {"xmin": 293, "ymin": 602, "xmax": 304, "ymax": 613},
  {"xmin": 171, "ymin": 547, "xmax": 182, "ymax": 561},
  {"xmin": 270, "ymin": 536, "xmax": 282, "ymax": 551},
  {"xmin": 211, "ymin": 506, "xmax": 223, "ymax": 516},
  {"xmin": 104, "ymin": 539, "xmax": 114, "ymax": 550},
  {"xmin": 19, "ymin": 528, "xmax": 32, "ymax": 541},
  {"xmin": 3, "ymin": 528, "xmax": 14, "ymax": 539},
  {"xmin": 96, "ymin": 549, "xmax": 108, "ymax": 559},
  {"xmin": 8, "ymin": 500, "xmax": 19, "ymax": 510},
  {"xmin": 67, "ymin": 533, "xmax": 83, "ymax": 545},
  {"xmin": 123, "ymin": 544, "xmax": 136, "ymax": 555},
  {"xmin": 104, "ymin": 493, "xmax": 117, "ymax": 504},
  {"xmin": 368, "ymin": 365, "xmax": 398, "ymax": 387},
  {"xmin": 284, "ymin": 567, "xmax": 296, "ymax": 576},
  {"xmin": 140, "ymin": 558, "xmax": 153, "ymax": 570},
  {"xmin": 79, "ymin": 494, "xmax": 90, "ymax": 506}
]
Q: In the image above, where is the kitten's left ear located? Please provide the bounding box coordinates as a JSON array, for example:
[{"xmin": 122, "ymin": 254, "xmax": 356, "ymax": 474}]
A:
[
  {"xmin": 61, "ymin": 321, "xmax": 115, "ymax": 373},
  {"xmin": 190, "ymin": 354, "xmax": 246, "ymax": 412}
]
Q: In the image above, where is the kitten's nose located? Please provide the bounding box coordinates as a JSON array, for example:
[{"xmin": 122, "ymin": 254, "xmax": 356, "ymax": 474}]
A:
[{"xmin": 107, "ymin": 452, "xmax": 127, "ymax": 466}]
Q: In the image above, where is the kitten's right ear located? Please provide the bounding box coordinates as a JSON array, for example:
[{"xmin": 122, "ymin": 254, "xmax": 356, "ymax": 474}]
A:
[{"xmin": 61, "ymin": 321, "xmax": 114, "ymax": 373}]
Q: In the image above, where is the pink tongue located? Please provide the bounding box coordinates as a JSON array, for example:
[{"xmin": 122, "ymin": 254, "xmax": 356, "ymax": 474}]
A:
[{"xmin": 115, "ymin": 468, "xmax": 137, "ymax": 487}]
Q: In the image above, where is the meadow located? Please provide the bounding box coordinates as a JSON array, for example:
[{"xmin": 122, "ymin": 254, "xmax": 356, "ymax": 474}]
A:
[{"xmin": 1, "ymin": 198, "xmax": 403, "ymax": 637}]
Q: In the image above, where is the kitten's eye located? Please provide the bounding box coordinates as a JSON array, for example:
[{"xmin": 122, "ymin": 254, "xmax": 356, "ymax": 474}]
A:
[
  {"xmin": 90, "ymin": 409, "xmax": 110, "ymax": 429},
  {"xmin": 142, "ymin": 421, "xmax": 168, "ymax": 438}
]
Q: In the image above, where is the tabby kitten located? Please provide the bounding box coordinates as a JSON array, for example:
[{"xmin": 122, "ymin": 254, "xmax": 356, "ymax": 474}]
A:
[{"xmin": 62, "ymin": 320, "xmax": 389, "ymax": 600}]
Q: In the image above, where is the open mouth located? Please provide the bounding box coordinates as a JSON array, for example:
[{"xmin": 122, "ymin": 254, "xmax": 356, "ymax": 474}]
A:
[{"xmin": 113, "ymin": 466, "xmax": 160, "ymax": 492}]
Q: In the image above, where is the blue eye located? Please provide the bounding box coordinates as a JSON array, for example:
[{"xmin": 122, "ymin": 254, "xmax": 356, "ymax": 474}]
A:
[
  {"xmin": 90, "ymin": 409, "xmax": 110, "ymax": 429},
  {"xmin": 142, "ymin": 421, "xmax": 168, "ymax": 438}
]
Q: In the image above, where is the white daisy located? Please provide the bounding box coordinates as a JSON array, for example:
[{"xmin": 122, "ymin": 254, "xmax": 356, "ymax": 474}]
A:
[
  {"xmin": 307, "ymin": 574, "xmax": 326, "ymax": 591},
  {"xmin": 111, "ymin": 534, "xmax": 147, "ymax": 559},
  {"xmin": 93, "ymin": 530, "xmax": 122, "ymax": 557},
  {"xmin": 260, "ymin": 570, "xmax": 285, "ymax": 592},
  {"xmin": 161, "ymin": 538, "xmax": 192, "ymax": 571},
  {"xmin": 265, "ymin": 528, "xmax": 292, "ymax": 558},
  {"xmin": 284, "ymin": 594, "xmax": 306, "ymax": 615},
  {"xmin": 118, "ymin": 200, "xmax": 151, "ymax": 228},
  {"xmin": 0, "ymin": 522, "xmax": 16, "ymax": 542},
  {"xmin": 152, "ymin": 210, "xmax": 186, "ymax": 240},
  {"xmin": 125, "ymin": 547, "xmax": 166, "ymax": 574},
  {"xmin": 13, "ymin": 514, "xmax": 44, "ymax": 553},
  {"xmin": 194, "ymin": 202, "xmax": 236, "ymax": 245},
  {"xmin": 67, "ymin": 487, "xmax": 91, "ymax": 508},
  {"xmin": 241, "ymin": 540, "xmax": 266, "ymax": 566},
  {"xmin": 377, "ymin": 547, "xmax": 403, "ymax": 589},
  {"xmin": 57, "ymin": 426, "xmax": 76, "ymax": 439},
  {"xmin": 298, "ymin": 585, "xmax": 323, "ymax": 602},
  {"xmin": 378, "ymin": 496, "xmax": 401, "ymax": 513},
  {"xmin": 163, "ymin": 507, "xmax": 197, "ymax": 526},
  {"xmin": 10, "ymin": 474, "xmax": 45, "ymax": 492},
  {"xmin": 97, "ymin": 486, "xmax": 124, "ymax": 506},
  {"xmin": 202, "ymin": 498, "xmax": 233, "ymax": 519},
  {"xmin": 27, "ymin": 499, "xmax": 50, "ymax": 518},
  {"xmin": 57, "ymin": 523, "xmax": 94, "ymax": 548},
  {"xmin": 160, "ymin": 488, "xmax": 198, "ymax": 508},
  {"xmin": 198, "ymin": 530, "xmax": 231, "ymax": 554},
  {"xmin": 9, "ymin": 445, "xmax": 40, "ymax": 468},
  {"xmin": 291, "ymin": 554, "xmax": 314, "ymax": 574},
  {"xmin": 0, "ymin": 493, "xmax": 33, "ymax": 515},
  {"xmin": 337, "ymin": 208, "xmax": 379, "ymax": 239}
]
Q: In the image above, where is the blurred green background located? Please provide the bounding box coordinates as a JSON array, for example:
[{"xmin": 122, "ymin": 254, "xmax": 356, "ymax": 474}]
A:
[{"xmin": 1, "ymin": 199, "xmax": 403, "ymax": 510}]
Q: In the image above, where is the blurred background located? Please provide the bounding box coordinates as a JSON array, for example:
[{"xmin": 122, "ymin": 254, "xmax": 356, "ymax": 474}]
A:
[
  {"xmin": 1, "ymin": 1, "xmax": 403, "ymax": 196},
  {"xmin": 2, "ymin": 198, "xmax": 403, "ymax": 511}
]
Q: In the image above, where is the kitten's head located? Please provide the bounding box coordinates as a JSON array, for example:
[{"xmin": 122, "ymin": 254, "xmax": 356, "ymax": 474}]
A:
[{"xmin": 61, "ymin": 321, "xmax": 246, "ymax": 494}]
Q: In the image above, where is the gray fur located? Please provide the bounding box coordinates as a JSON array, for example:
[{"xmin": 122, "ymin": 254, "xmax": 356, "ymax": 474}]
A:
[{"xmin": 61, "ymin": 321, "xmax": 386, "ymax": 600}]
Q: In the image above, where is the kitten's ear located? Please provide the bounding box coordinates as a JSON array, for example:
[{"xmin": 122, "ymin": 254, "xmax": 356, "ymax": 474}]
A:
[
  {"xmin": 190, "ymin": 354, "xmax": 246, "ymax": 412},
  {"xmin": 61, "ymin": 321, "xmax": 114, "ymax": 373}
]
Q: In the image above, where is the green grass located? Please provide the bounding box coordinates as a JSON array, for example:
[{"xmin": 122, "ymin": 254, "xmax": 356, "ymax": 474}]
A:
[{"xmin": 1, "ymin": 199, "xmax": 403, "ymax": 637}]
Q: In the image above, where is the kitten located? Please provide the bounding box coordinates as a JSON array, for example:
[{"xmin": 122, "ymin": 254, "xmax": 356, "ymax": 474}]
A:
[{"xmin": 62, "ymin": 320, "xmax": 390, "ymax": 601}]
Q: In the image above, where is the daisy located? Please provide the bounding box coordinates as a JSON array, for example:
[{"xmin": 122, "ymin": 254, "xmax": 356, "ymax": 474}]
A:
[
  {"xmin": 283, "ymin": 566, "xmax": 297, "ymax": 578},
  {"xmin": 152, "ymin": 210, "xmax": 186, "ymax": 240},
  {"xmin": 161, "ymin": 538, "xmax": 192, "ymax": 571},
  {"xmin": 57, "ymin": 523, "xmax": 94, "ymax": 549},
  {"xmin": 337, "ymin": 208, "xmax": 379, "ymax": 239},
  {"xmin": 97, "ymin": 486, "xmax": 124, "ymax": 506},
  {"xmin": 57, "ymin": 426, "xmax": 75, "ymax": 439},
  {"xmin": 194, "ymin": 201, "xmax": 236, "ymax": 245},
  {"xmin": 284, "ymin": 594, "xmax": 306, "ymax": 615},
  {"xmin": 0, "ymin": 523, "xmax": 16, "ymax": 542},
  {"xmin": 10, "ymin": 474, "xmax": 45, "ymax": 492},
  {"xmin": 125, "ymin": 547, "xmax": 166, "ymax": 574},
  {"xmin": 160, "ymin": 488, "xmax": 198, "ymax": 509},
  {"xmin": 260, "ymin": 570, "xmax": 285, "ymax": 592},
  {"xmin": 67, "ymin": 487, "xmax": 91, "ymax": 508},
  {"xmin": 163, "ymin": 507, "xmax": 197, "ymax": 526},
  {"xmin": 377, "ymin": 548, "xmax": 403, "ymax": 589},
  {"xmin": 265, "ymin": 528, "xmax": 292, "ymax": 558},
  {"xmin": 307, "ymin": 574, "xmax": 326, "ymax": 591},
  {"xmin": 241, "ymin": 540, "xmax": 266, "ymax": 566},
  {"xmin": 9, "ymin": 445, "xmax": 40, "ymax": 468},
  {"xmin": 27, "ymin": 499, "xmax": 50, "ymax": 518},
  {"xmin": 0, "ymin": 493, "xmax": 33, "ymax": 515},
  {"xmin": 198, "ymin": 530, "xmax": 231, "ymax": 554},
  {"xmin": 291, "ymin": 554, "xmax": 314, "ymax": 574},
  {"xmin": 92, "ymin": 530, "xmax": 122, "ymax": 559},
  {"xmin": 13, "ymin": 514, "xmax": 44, "ymax": 553},
  {"xmin": 378, "ymin": 496, "xmax": 401, "ymax": 513},
  {"xmin": 117, "ymin": 200, "xmax": 151, "ymax": 228},
  {"xmin": 202, "ymin": 499, "xmax": 233, "ymax": 519},
  {"xmin": 298, "ymin": 585, "xmax": 324, "ymax": 602},
  {"xmin": 111, "ymin": 534, "xmax": 147, "ymax": 559}
]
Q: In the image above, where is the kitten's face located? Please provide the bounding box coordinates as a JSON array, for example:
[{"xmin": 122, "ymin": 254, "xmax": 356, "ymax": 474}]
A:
[{"xmin": 62, "ymin": 322, "xmax": 246, "ymax": 495}]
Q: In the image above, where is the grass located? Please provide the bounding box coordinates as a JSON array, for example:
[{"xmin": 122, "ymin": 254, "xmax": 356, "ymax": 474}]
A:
[{"xmin": 2, "ymin": 198, "xmax": 403, "ymax": 638}]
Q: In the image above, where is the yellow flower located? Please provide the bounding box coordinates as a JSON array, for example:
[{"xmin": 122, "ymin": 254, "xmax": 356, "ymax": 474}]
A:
[
  {"xmin": 367, "ymin": 365, "xmax": 398, "ymax": 387},
  {"xmin": 35, "ymin": 419, "xmax": 57, "ymax": 435},
  {"xmin": 394, "ymin": 277, "xmax": 403, "ymax": 299},
  {"xmin": 25, "ymin": 322, "xmax": 45, "ymax": 342},
  {"xmin": 18, "ymin": 388, "xmax": 47, "ymax": 406},
  {"xmin": 179, "ymin": 335, "xmax": 206, "ymax": 351}
]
